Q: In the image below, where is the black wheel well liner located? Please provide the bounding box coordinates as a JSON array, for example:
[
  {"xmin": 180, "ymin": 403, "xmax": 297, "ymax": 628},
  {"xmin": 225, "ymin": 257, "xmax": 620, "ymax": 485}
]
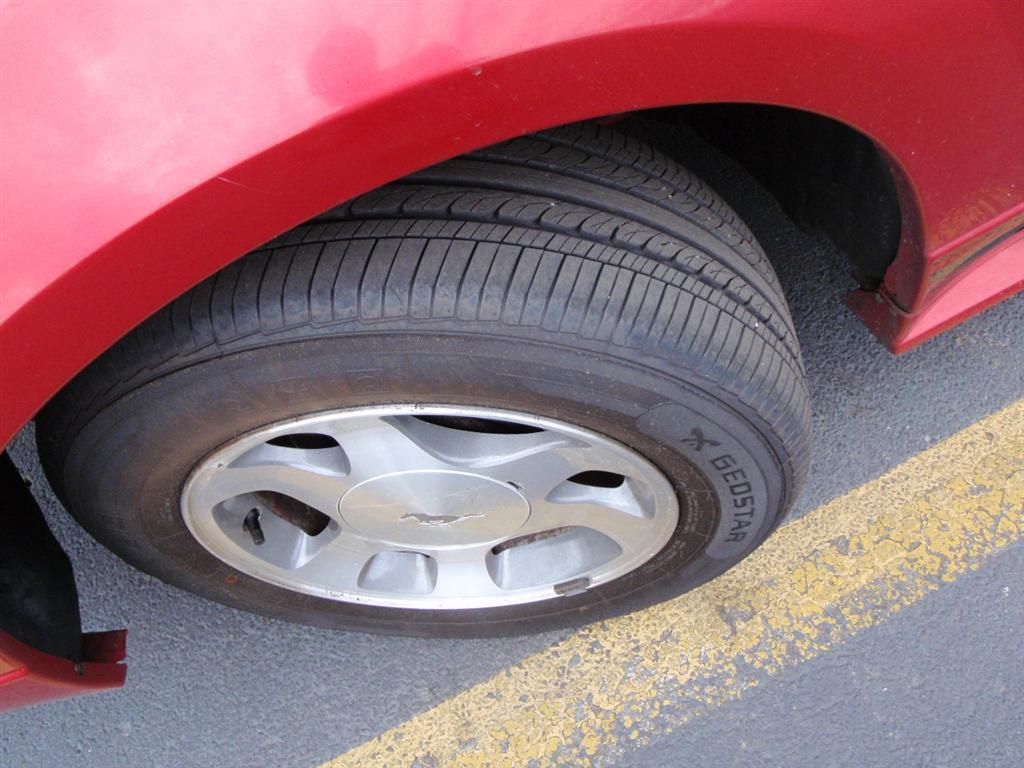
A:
[{"xmin": 646, "ymin": 104, "xmax": 903, "ymax": 288}]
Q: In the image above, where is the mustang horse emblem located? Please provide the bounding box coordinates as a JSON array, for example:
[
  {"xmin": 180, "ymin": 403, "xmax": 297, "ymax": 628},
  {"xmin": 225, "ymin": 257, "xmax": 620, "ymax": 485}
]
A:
[{"xmin": 399, "ymin": 511, "xmax": 487, "ymax": 527}]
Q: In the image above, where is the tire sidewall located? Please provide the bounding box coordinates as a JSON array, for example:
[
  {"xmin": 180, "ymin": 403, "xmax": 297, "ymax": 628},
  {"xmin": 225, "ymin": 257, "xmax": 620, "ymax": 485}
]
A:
[{"xmin": 61, "ymin": 331, "xmax": 789, "ymax": 636}]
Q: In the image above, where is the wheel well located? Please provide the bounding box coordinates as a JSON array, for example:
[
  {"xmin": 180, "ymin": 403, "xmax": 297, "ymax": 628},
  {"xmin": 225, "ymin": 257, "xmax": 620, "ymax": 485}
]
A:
[
  {"xmin": 617, "ymin": 105, "xmax": 903, "ymax": 289},
  {"xmin": 16, "ymin": 105, "xmax": 904, "ymax": 454}
]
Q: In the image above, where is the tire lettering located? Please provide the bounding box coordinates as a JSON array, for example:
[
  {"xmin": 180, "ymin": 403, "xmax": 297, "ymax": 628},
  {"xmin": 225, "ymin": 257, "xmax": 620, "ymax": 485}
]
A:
[
  {"xmin": 712, "ymin": 453, "xmax": 759, "ymax": 543},
  {"xmin": 711, "ymin": 454, "xmax": 737, "ymax": 471}
]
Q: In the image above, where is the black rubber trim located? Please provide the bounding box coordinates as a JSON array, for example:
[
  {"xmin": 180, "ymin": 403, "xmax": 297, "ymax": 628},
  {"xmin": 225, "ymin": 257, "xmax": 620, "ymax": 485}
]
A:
[{"xmin": 0, "ymin": 452, "xmax": 82, "ymax": 661}]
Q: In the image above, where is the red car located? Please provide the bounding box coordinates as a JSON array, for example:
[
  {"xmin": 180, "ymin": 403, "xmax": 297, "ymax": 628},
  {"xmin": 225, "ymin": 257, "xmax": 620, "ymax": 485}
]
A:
[{"xmin": 2, "ymin": 1, "xmax": 1022, "ymax": 710}]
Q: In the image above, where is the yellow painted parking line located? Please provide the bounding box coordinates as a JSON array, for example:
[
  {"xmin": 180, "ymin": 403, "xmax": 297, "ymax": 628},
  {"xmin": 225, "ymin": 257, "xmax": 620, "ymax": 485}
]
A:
[{"xmin": 324, "ymin": 401, "xmax": 1024, "ymax": 768}]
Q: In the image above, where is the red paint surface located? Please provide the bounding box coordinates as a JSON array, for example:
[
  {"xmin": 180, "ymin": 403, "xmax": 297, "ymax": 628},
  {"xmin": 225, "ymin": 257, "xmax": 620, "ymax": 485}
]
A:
[
  {"xmin": 1, "ymin": 0, "xmax": 1022, "ymax": 450},
  {"xmin": 852, "ymin": 226, "xmax": 1024, "ymax": 353},
  {"xmin": 0, "ymin": 630, "xmax": 126, "ymax": 712}
]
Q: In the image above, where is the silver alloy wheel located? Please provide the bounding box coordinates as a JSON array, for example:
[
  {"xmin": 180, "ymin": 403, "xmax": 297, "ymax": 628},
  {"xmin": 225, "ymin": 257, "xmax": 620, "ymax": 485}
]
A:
[{"xmin": 181, "ymin": 405, "xmax": 679, "ymax": 609}]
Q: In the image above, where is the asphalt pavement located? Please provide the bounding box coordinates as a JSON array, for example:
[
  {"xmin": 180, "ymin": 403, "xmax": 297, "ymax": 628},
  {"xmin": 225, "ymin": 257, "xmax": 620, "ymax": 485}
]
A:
[{"xmin": 2, "ymin": 189, "xmax": 1022, "ymax": 767}]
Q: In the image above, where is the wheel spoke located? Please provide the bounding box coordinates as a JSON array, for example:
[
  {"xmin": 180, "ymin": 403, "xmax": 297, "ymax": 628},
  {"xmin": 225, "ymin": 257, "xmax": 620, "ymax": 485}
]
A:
[
  {"xmin": 318, "ymin": 415, "xmax": 451, "ymax": 484},
  {"xmin": 382, "ymin": 415, "xmax": 573, "ymax": 471},
  {"xmin": 291, "ymin": 531, "xmax": 382, "ymax": 591},
  {"xmin": 471, "ymin": 442, "xmax": 622, "ymax": 498},
  {"xmin": 524, "ymin": 499, "xmax": 651, "ymax": 550},
  {"xmin": 192, "ymin": 462, "xmax": 349, "ymax": 517},
  {"xmin": 428, "ymin": 544, "xmax": 503, "ymax": 600}
]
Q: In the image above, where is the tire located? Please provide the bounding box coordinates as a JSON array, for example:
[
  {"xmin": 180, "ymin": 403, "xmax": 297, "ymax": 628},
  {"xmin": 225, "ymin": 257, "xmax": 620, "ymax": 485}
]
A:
[{"xmin": 36, "ymin": 121, "xmax": 810, "ymax": 637}]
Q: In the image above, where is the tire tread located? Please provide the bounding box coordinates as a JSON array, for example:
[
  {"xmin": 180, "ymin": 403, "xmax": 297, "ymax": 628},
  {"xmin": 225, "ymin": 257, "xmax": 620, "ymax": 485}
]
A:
[{"xmin": 39, "ymin": 122, "xmax": 810, "ymax": 501}]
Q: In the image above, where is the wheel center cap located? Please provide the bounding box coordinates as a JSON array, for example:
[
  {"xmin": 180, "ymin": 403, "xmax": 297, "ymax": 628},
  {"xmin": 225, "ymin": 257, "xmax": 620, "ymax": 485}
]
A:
[{"xmin": 338, "ymin": 470, "xmax": 530, "ymax": 548}]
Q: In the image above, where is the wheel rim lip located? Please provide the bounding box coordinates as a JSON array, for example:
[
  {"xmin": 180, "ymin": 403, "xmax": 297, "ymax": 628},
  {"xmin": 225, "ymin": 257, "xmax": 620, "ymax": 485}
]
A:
[{"xmin": 180, "ymin": 404, "xmax": 680, "ymax": 610}]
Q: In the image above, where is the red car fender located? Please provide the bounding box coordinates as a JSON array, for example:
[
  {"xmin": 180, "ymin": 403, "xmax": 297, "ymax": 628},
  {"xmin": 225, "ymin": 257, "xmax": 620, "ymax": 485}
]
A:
[
  {"xmin": 1, "ymin": 0, "xmax": 1022, "ymax": 449},
  {"xmin": 0, "ymin": 630, "xmax": 126, "ymax": 713}
]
